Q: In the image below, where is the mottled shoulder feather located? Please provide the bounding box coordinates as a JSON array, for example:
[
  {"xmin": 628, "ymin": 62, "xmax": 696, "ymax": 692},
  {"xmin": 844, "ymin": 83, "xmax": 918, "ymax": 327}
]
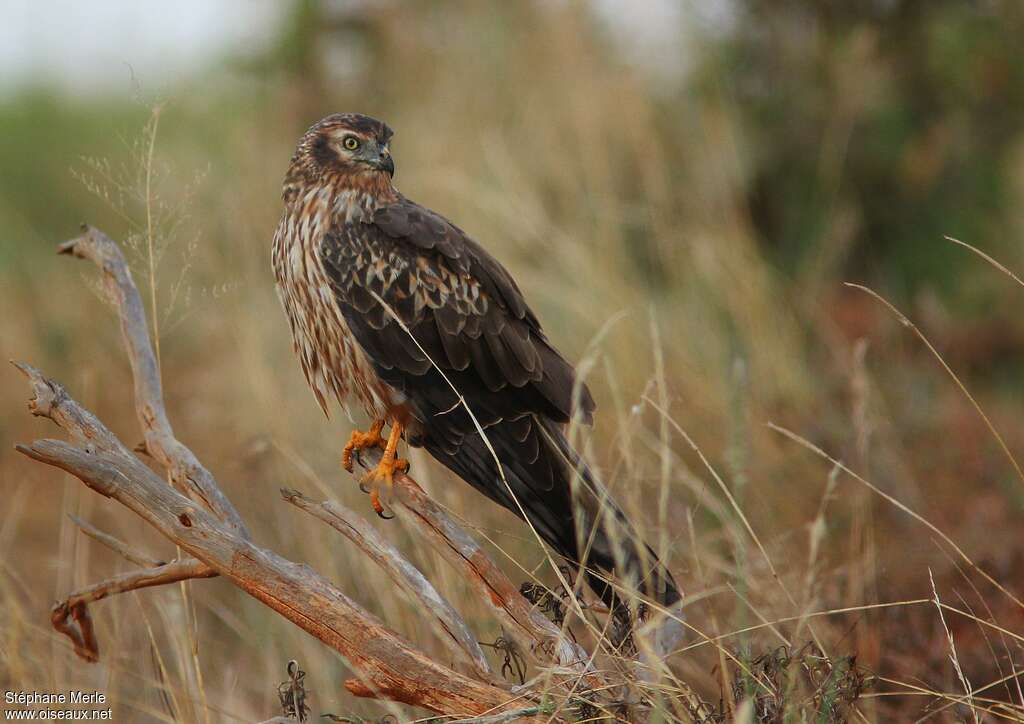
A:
[
  {"xmin": 373, "ymin": 197, "xmax": 534, "ymax": 324},
  {"xmin": 319, "ymin": 198, "xmax": 596, "ymax": 427},
  {"xmin": 373, "ymin": 200, "xmax": 465, "ymax": 260}
]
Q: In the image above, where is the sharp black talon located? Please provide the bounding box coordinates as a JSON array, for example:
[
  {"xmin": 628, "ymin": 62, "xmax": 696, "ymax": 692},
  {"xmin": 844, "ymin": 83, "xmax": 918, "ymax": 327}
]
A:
[
  {"xmin": 359, "ymin": 481, "xmax": 371, "ymax": 494},
  {"xmin": 377, "ymin": 508, "xmax": 395, "ymax": 520},
  {"xmin": 479, "ymin": 635, "xmax": 526, "ymax": 684}
]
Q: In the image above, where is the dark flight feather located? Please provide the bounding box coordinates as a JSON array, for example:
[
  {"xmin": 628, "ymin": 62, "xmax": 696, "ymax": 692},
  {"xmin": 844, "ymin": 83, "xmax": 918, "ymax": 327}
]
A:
[{"xmin": 319, "ymin": 196, "xmax": 679, "ymax": 607}]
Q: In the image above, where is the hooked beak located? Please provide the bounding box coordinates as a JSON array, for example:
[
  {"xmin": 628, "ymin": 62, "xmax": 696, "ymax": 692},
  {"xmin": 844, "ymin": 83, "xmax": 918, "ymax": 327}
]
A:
[{"xmin": 375, "ymin": 146, "xmax": 394, "ymax": 177}]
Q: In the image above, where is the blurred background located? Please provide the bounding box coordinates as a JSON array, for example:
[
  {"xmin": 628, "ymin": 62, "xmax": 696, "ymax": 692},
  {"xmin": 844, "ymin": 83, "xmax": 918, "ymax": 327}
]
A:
[{"xmin": 2, "ymin": 1, "xmax": 1023, "ymax": 720}]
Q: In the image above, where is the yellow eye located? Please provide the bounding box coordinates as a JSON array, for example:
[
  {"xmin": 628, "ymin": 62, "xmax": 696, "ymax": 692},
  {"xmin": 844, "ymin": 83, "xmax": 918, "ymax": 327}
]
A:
[{"xmin": 343, "ymin": 136, "xmax": 360, "ymax": 151}]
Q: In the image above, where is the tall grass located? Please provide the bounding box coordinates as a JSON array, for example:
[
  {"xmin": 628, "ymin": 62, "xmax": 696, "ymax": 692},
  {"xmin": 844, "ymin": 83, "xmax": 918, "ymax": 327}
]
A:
[{"xmin": 2, "ymin": 3, "xmax": 1023, "ymax": 721}]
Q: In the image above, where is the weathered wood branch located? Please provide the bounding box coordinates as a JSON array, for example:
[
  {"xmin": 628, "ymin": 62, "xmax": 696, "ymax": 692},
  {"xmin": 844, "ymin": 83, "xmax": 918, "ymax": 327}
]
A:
[
  {"xmin": 68, "ymin": 514, "xmax": 166, "ymax": 568},
  {"xmin": 58, "ymin": 225, "xmax": 248, "ymax": 539},
  {"xmin": 50, "ymin": 558, "xmax": 215, "ymax": 662},
  {"xmin": 377, "ymin": 454, "xmax": 593, "ymax": 676},
  {"xmin": 15, "ymin": 227, "xmax": 548, "ymax": 716},
  {"xmin": 16, "ymin": 386, "xmax": 515, "ymax": 714},
  {"xmin": 282, "ymin": 488, "xmax": 494, "ymax": 681}
]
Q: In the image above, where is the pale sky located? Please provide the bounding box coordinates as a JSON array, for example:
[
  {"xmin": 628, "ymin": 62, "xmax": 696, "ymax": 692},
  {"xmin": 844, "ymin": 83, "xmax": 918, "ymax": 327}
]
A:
[
  {"xmin": 0, "ymin": 0, "xmax": 730, "ymax": 96},
  {"xmin": 0, "ymin": 1, "xmax": 284, "ymax": 94}
]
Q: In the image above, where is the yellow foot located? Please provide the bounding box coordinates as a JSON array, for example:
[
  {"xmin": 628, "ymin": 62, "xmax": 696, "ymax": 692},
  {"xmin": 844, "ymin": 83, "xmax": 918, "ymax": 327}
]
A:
[
  {"xmin": 341, "ymin": 420, "xmax": 386, "ymax": 473},
  {"xmin": 357, "ymin": 422, "xmax": 408, "ymax": 519},
  {"xmin": 361, "ymin": 456, "xmax": 410, "ymax": 519}
]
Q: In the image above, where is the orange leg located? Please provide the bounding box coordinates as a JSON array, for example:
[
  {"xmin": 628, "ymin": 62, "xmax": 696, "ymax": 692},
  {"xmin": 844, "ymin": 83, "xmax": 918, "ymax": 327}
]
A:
[
  {"xmin": 360, "ymin": 421, "xmax": 409, "ymax": 519},
  {"xmin": 341, "ymin": 419, "xmax": 386, "ymax": 472}
]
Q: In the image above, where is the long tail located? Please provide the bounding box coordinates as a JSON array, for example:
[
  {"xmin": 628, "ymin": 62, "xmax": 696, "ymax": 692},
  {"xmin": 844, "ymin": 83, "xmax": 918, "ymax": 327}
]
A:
[{"xmin": 421, "ymin": 415, "xmax": 681, "ymax": 609}]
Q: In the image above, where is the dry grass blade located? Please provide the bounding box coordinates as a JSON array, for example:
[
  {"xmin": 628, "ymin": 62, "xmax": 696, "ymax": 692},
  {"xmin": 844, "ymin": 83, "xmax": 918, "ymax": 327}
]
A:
[
  {"xmin": 672, "ymin": 599, "xmax": 932, "ymax": 657},
  {"xmin": 866, "ymin": 675, "xmax": 1023, "ymax": 723},
  {"xmin": 642, "ymin": 395, "xmax": 829, "ymax": 656},
  {"xmin": 844, "ymin": 282, "xmax": 1024, "ymax": 488},
  {"xmin": 916, "ymin": 666, "xmax": 1024, "ymax": 721},
  {"xmin": 929, "ymin": 568, "xmax": 980, "ymax": 724},
  {"xmin": 768, "ymin": 423, "xmax": 1024, "ymax": 612},
  {"xmin": 946, "ymin": 236, "xmax": 1024, "ymax": 290}
]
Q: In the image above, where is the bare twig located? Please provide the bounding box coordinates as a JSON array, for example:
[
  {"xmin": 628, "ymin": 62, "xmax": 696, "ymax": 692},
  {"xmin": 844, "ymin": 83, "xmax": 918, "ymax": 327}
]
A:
[
  {"xmin": 69, "ymin": 514, "xmax": 165, "ymax": 568},
  {"xmin": 282, "ymin": 488, "xmax": 494, "ymax": 681},
  {"xmin": 347, "ymin": 446, "xmax": 592, "ymax": 679},
  {"xmin": 14, "ymin": 227, "xmax": 536, "ymax": 716},
  {"xmin": 56, "ymin": 558, "xmax": 214, "ymax": 610},
  {"xmin": 50, "ymin": 600, "xmax": 99, "ymax": 664},
  {"xmin": 58, "ymin": 225, "xmax": 249, "ymax": 538},
  {"xmin": 16, "ymin": 379, "xmax": 515, "ymax": 714},
  {"xmin": 844, "ymin": 282, "xmax": 1024, "ymax": 488},
  {"xmin": 50, "ymin": 558, "xmax": 215, "ymax": 662}
]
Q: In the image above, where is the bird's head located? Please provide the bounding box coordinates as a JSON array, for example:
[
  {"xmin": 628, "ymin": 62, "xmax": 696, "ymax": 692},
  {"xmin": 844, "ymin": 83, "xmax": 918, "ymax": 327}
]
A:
[{"xmin": 286, "ymin": 113, "xmax": 395, "ymax": 194}]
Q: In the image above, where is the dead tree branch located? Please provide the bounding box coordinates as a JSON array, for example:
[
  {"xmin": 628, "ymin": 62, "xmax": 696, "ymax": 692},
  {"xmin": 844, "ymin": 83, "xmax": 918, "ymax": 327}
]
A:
[
  {"xmin": 69, "ymin": 514, "xmax": 165, "ymax": 568},
  {"xmin": 16, "ymin": 371, "xmax": 515, "ymax": 714},
  {"xmin": 352, "ymin": 451, "xmax": 593, "ymax": 677},
  {"xmin": 57, "ymin": 226, "xmax": 248, "ymax": 539},
  {"xmin": 50, "ymin": 558, "xmax": 215, "ymax": 662},
  {"xmin": 14, "ymin": 225, "xmax": 683, "ymax": 718},
  {"xmin": 15, "ymin": 226, "xmax": 528, "ymax": 716},
  {"xmin": 282, "ymin": 488, "xmax": 493, "ymax": 680}
]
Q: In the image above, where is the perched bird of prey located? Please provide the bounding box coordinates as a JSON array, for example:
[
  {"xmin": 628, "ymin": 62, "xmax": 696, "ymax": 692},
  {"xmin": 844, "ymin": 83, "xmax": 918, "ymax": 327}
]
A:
[{"xmin": 272, "ymin": 113, "xmax": 679, "ymax": 608}]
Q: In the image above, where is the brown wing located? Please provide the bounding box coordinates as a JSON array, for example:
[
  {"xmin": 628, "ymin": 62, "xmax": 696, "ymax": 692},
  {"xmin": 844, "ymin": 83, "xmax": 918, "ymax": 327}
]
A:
[
  {"xmin": 320, "ymin": 198, "xmax": 679, "ymax": 607},
  {"xmin": 320, "ymin": 198, "xmax": 596, "ymax": 552},
  {"xmin": 321, "ymin": 197, "xmax": 595, "ymax": 429}
]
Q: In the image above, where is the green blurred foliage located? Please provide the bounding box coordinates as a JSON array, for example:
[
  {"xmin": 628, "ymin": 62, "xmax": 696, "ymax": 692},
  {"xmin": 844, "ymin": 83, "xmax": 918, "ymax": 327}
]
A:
[
  {"xmin": 0, "ymin": 91, "xmax": 145, "ymax": 269},
  {"xmin": 701, "ymin": 0, "xmax": 1024, "ymax": 307}
]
